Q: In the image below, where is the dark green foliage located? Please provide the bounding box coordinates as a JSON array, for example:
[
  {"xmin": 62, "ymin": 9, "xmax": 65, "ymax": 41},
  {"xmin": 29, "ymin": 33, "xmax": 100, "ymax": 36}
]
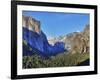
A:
[{"xmin": 23, "ymin": 51, "xmax": 89, "ymax": 68}]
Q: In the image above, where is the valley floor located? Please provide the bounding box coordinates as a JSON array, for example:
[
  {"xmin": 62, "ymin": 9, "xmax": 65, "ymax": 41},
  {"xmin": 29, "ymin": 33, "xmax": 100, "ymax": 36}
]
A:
[{"xmin": 23, "ymin": 51, "xmax": 89, "ymax": 68}]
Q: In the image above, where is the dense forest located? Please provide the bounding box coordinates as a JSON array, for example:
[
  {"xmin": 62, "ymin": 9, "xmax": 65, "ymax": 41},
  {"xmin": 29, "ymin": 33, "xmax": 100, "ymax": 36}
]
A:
[{"xmin": 23, "ymin": 51, "xmax": 89, "ymax": 68}]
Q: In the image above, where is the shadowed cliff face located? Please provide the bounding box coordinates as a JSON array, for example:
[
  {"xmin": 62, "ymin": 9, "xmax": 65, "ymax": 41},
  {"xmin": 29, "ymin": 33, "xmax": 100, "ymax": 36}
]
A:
[{"xmin": 22, "ymin": 15, "xmax": 65, "ymax": 56}]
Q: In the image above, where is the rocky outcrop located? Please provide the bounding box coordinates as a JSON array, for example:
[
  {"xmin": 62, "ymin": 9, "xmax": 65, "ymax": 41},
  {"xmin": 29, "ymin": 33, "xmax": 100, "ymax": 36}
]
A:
[
  {"xmin": 22, "ymin": 15, "xmax": 41, "ymax": 34},
  {"xmin": 22, "ymin": 15, "xmax": 65, "ymax": 56},
  {"xmin": 60, "ymin": 25, "xmax": 90, "ymax": 54},
  {"xmin": 68, "ymin": 25, "xmax": 90, "ymax": 54}
]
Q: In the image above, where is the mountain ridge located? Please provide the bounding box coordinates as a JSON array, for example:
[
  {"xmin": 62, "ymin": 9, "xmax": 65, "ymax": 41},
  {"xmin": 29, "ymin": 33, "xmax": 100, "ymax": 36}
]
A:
[
  {"xmin": 22, "ymin": 15, "xmax": 65, "ymax": 56},
  {"xmin": 48, "ymin": 24, "xmax": 90, "ymax": 54}
]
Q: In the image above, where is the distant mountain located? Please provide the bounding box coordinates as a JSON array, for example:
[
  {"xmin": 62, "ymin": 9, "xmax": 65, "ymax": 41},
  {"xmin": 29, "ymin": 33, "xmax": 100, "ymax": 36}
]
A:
[
  {"xmin": 48, "ymin": 24, "xmax": 90, "ymax": 54},
  {"xmin": 22, "ymin": 15, "xmax": 65, "ymax": 56}
]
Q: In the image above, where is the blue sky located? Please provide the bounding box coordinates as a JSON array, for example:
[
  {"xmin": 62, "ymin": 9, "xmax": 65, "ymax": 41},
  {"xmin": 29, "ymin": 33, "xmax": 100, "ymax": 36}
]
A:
[{"xmin": 23, "ymin": 11, "xmax": 89, "ymax": 38}]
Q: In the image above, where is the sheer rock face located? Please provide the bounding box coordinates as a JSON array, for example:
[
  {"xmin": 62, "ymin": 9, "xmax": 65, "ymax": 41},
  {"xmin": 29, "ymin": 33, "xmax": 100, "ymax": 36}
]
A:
[
  {"xmin": 62, "ymin": 25, "xmax": 90, "ymax": 54},
  {"xmin": 22, "ymin": 15, "xmax": 65, "ymax": 56},
  {"xmin": 22, "ymin": 15, "xmax": 40, "ymax": 34}
]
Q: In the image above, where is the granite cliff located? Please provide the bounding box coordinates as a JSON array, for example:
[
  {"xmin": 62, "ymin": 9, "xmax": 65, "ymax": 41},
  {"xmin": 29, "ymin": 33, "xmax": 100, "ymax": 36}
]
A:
[{"xmin": 22, "ymin": 15, "xmax": 65, "ymax": 56}]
